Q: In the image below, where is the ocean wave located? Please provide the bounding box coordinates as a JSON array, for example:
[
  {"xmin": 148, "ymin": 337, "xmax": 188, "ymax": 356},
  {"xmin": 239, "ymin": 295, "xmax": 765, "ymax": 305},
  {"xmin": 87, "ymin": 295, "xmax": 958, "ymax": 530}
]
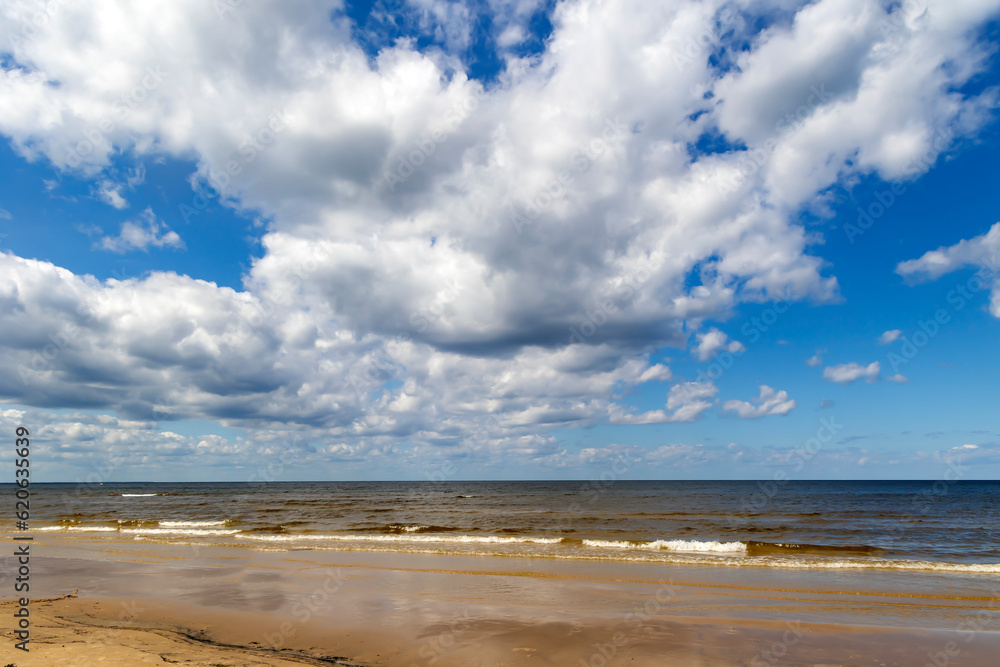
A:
[
  {"xmin": 35, "ymin": 524, "xmax": 1000, "ymax": 574},
  {"xmin": 264, "ymin": 543, "xmax": 1000, "ymax": 573},
  {"xmin": 117, "ymin": 519, "xmax": 159, "ymax": 527},
  {"xmin": 160, "ymin": 520, "xmax": 228, "ymax": 527},
  {"xmin": 379, "ymin": 523, "xmax": 459, "ymax": 534},
  {"xmin": 226, "ymin": 541, "xmax": 1000, "ymax": 573},
  {"xmin": 235, "ymin": 532, "xmax": 563, "ymax": 545},
  {"xmin": 745, "ymin": 540, "xmax": 883, "ymax": 556},
  {"xmin": 240, "ymin": 525, "xmax": 288, "ymax": 534},
  {"xmin": 120, "ymin": 493, "xmax": 159, "ymax": 497},
  {"xmin": 583, "ymin": 538, "xmax": 748, "ymax": 553},
  {"xmin": 121, "ymin": 527, "xmax": 238, "ymax": 536}
]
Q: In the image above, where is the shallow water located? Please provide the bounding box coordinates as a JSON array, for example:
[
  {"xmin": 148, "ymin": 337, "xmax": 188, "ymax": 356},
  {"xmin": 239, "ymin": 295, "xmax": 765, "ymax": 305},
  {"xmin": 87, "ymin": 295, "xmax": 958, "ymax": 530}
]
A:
[{"xmin": 13, "ymin": 480, "xmax": 1000, "ymax": 573}]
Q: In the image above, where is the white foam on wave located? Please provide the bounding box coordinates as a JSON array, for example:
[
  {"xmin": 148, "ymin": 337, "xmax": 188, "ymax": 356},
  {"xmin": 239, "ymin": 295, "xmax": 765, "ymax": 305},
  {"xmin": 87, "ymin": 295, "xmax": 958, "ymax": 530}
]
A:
[
  {"xmin": 385, "ymin": 524, "xmax": 427, "ymax": 533},
  {"xmin": 121, "ymin": 493, "xmax": 159, "ymax": 497},
  {"xmin": 122, "ymin": 527, "xmax": 238, "ymax": 537},
  {"xmin": 219, "ymin": 535, "xmax": 1000, "ymax": 574},
  {"xmin": 35, "ymin": 525, "xmax": 117, "ymax": 532},
  {"xmin": 753, "ymin": 558, "xmax": 1000, "ymax": 573},
  {"xmin": 583, "ymin": 538, "xmax": 747, "ymax": 553},
  {"xmin": 558, "ymin": 551, "xmax": 1000, "ymax": 573},
  {"xmin": 236, "ymin": 534, "xmax": 329, "ymax": 542},
  {"xmin": 236, "ymin": 533, "xmax": 563, "ymax": 545},
  {"xmin": 160, "ymin": 520, "xmax": 227, "ymax": 527}
]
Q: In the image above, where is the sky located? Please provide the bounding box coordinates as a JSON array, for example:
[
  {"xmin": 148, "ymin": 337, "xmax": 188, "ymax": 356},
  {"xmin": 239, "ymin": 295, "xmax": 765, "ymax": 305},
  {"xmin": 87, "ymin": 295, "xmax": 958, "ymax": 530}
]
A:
[{"xmin": 1, "ymin": 0, "xmax": 999, "ymax": 483}]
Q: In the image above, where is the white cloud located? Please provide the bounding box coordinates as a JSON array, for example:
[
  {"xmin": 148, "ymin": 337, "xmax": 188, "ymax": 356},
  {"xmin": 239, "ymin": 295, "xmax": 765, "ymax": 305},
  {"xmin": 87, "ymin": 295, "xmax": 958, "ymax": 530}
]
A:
[
  {"xmin": 878, "ymin": 329, "xmax": 902, "ymax": 344},
  {"xmin": 126, "ymin": 164, "xmax": 146, "ymax": 189},
  {"xmin": 607, "ymin": 405, "xmax": 671, "ymax": 425},
  {"xmin": 805, "ymin": 354, "xmax": 823, "ymax": 367},
  {"xmin": 691, "ymin": 327, "xmax": 746, "ymax": 361},
  {"xmin": 937, "ymin": 442, "xmax": 1000, "ymax": 466},
  {"xmin": 0, "ymin": 0, "xmax": 997, "ymax": 473},
  {"xmin": 664, "ymin": 381, "xmax": 719, "ymax": 422},
  {"xmin": 609, "ymin": 379, "xmax": 718, "ymax": 425},
  {"xmin": 98, "ymin": 208, "xmax": 184, "ymax": 253},
  {"xmin": 886, "ymin": 373, "xmax": 909, "ymax": 383},
  {"xmin": 636, "ymin": 363, "xmax": 672, "ymax": 383},
  {"xmin": 0, "ymin": 402, "xmax": 992, "ymax": 479},
  {"xmin": 897, "ymin": 222, "xmax": 1000, "ymax": 316},
  {"xmin": 95, "ymin": 180, "xmax": 128, "ymax": 209},
  {"xmin": 722, "ymin": 384, "xmax": 796, "ymax": 418},
  {"xmin": 496, "ymin": 24, "xmax": 525, "ymax": 48},
  {"xmin": 0, "ymin": 251, "xmax": 671, "ymax": 443},
  {"xmin": 646, "ymin": 443, "xmax": 719, "ymax": 467},
  {"xmin": 822, "ymin": 361, "xmax": 881, "ymax": 384},
  {"xmin": 897, "ymin": 223, "xmax": 1000, "ymax": 281},
  {"xmin": 0, "ymin": 207, "xmax": 11, "ymax": 219}
]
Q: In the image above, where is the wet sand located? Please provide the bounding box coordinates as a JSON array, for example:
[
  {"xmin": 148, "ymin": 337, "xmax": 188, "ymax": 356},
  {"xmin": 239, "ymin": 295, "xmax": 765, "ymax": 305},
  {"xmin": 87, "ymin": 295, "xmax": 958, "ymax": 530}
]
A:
[{"xmin": 2, "ymin": 535, "xmax": 999, "ymax": 665}]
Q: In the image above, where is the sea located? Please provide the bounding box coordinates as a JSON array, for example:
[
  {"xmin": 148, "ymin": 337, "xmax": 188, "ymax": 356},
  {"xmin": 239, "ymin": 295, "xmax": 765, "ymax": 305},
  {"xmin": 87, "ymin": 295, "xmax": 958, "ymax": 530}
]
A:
[{"xmin": 20, "ymin": 480, "xmax": 1000, "ymax": 574}]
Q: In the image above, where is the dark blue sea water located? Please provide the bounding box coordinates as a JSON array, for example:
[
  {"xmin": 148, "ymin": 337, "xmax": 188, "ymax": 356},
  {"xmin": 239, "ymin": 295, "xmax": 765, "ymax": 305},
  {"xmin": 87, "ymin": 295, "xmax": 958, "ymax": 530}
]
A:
[{"xmin": 16, "ymin": 480, "xmax": 1000, "ymax": 572}]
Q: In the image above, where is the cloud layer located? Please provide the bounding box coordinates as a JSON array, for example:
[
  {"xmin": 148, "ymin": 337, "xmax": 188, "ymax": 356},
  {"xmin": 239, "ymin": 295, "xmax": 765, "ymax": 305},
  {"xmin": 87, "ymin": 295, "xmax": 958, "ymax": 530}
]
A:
[{"xmin": 1, "ymin": 0, "xmax": 999, "ymax": 474}]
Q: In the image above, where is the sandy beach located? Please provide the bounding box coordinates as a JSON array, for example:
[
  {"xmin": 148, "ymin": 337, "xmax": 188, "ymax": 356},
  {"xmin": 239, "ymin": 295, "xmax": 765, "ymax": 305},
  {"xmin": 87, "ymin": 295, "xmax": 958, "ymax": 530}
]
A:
[
  {"xmin": 4, "ymin": 593, "xmax": 998, "ymax": 666},
  {"xmin": 3, "ymin": 535, "xmax": 999, "ymax": 666}
]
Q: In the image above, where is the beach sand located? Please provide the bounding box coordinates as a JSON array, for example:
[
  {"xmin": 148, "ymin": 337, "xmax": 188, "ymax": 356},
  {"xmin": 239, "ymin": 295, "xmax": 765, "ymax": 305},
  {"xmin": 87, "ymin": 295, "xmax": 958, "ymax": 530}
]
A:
[{"xmin": 2, "ymin": 536, "xmax": 999, "ymax": 665}]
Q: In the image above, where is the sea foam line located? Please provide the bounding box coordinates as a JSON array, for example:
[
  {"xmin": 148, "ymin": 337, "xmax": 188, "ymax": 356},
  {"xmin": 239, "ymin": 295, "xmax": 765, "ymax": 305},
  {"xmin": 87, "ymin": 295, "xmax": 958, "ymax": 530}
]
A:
[
  {"xmin": 121, "ymin": 528, "xmax": 239, "ymax": 536},
  {"xmin": 582, "ymin": 538, "xmax": 748, "ymax": 553},
  {"xmin": 245, "ymin": 543, "xmax": 1000, "ymax": 574},
  {"xmin": 160, "ymin": 520, "xmax": 227, "ymax": 527},
  {"xmin": 236, "ymin": 533, "xmax": 563, "ymax": 545}
]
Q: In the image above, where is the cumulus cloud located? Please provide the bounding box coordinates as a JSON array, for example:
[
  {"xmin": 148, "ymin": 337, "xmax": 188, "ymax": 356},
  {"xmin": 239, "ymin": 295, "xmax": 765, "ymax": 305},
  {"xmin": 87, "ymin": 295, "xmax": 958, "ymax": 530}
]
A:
[
  {"xmin": 691, "ymin": 327, "xmax": 746, "ymax": 361},
  {"xmin": 822, "ymin": 361, "xmax": 881, "ymax": 384},
  {"xmin": 878, "ymin": 329, "xmax": 902, "ymax": 344},
  {"xmin": 98, "ymin": 208, "xmax": 184, "ymax": 253},
  {"xmin": 897, "ymin": 222, "xmax": 1000, "ymax": 316},
  {"xmin": 886, "ymin": 373, "xmax": 909, "ymax": 383},
  {"xmin": 0, "ymin": 0, "xmax": 998, "ymax": 473},
  {"xmin": 609, "ymin": 379, "xmax": 719, "ymax": 425},
  {"xmin": 806, "ymin": 353, "xmax": 823, "ymax": 366},
  {"xmin": 664, "ymin": 381, "xmax": 719, "ymax": 422},
  {"xmin": 897, "ymin": 223, "xmax": 1000, "ymax": 282},
  {"xmin": 722, "ymin": 384, "xmax": 796, "ymax": 418},
  {"xmin": 0, "ymin": 250, "xmax": 675, "ymax": 448}
]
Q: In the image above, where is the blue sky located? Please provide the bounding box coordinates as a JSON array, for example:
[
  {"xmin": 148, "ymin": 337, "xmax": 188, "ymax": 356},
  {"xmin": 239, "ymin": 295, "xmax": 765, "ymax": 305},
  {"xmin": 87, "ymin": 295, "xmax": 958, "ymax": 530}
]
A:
[{"xmin": 1, "ymin": 0, "xmax": 999, "ymax": 482}]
